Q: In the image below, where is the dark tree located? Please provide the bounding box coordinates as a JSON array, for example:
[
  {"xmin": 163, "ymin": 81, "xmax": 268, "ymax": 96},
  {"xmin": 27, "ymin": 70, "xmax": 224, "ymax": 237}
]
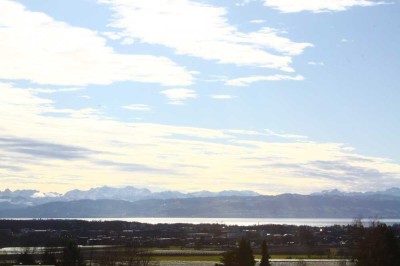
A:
[
  {"xmin": 41, "ymin": 247, "xmax": 57, "ymax": 265},
  {"xmin": 17, "ymin": 249, "xmax": 36, "ymax": 265},
  {"xmin": 354, "ymin": 223, "xmax": 400, "ymax": 266},
  {"xmin": 260, "ymin": 240, "xmax": 271, "ymax": 266},
  {"xmin": 297, "ymin": 226, "xmax": 315, "ymax": 246},
  {"xmin": 238, "ymin": 238, "xmax": 255, "ymax": 266},
  {"xmin": 62, "ymin": 241, "xmax": 85, "ymax": 266},
  {"xmin": 220, "ymin": 250, "xmax": 239, "ymax": 266},
  {"xmin": 221, "ymin": 238, "xmax": 255, "ymax": 266}
]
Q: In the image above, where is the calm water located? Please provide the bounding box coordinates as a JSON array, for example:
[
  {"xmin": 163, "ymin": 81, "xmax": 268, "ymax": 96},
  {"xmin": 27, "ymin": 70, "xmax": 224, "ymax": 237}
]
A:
[{"xmin": 5, "ymin": 217, "xmax": 400, "ymax": 226}]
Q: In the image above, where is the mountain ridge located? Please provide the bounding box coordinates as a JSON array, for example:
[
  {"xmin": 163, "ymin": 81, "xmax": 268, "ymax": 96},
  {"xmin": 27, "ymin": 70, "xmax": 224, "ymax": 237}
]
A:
[
  {"xmin": 1, "ymin": 194, "xmax": 400, "ymax": 218},
  {"xmin": 1, "ymin": 186, "xmax": 400, "ymax": 213},
  {"xmin": 0, "ymin": 185, "xmax": 261, "ymax": 209}
]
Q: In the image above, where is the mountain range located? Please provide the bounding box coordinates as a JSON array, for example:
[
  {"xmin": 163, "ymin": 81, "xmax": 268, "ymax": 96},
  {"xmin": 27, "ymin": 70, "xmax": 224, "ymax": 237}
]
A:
[
  {"xmin": 0, "ymin": 186, "xmax": 400, "ymax": 218},
  {"xmin": 0, "ymin": 186, "xmax": 260, "ymax": 210}
]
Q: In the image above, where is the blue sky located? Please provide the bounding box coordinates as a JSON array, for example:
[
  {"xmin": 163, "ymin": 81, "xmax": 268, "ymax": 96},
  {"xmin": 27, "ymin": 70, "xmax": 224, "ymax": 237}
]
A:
[{"xmin": 0, "ymin": 0, "xmax": 399, "ymax": 194}]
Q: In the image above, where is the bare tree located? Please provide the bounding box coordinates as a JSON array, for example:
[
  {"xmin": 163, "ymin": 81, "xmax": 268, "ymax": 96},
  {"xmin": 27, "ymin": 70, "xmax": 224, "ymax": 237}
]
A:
[{"xmin": 97, "ymin": 246, "xmax": 158, "ymax": 266}]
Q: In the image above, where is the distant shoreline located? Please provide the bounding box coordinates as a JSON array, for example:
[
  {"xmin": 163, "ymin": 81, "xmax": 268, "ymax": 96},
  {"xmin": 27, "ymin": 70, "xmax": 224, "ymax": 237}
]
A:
[{"xmin": 1, "ymin": 217, "xmax": 399, "ymax": 226}]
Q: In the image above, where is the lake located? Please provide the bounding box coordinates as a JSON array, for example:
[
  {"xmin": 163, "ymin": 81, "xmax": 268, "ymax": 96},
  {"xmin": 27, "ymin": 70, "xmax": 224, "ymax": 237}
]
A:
[{"xmin": 5, "ymin": 217, "xmax": 400, "ymax": 226}]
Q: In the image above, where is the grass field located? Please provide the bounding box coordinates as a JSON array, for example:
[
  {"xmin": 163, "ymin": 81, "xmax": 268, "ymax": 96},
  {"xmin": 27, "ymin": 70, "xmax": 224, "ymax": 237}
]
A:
[
  {"xmin": 153, "ymin": 254, "xmax": 346, "ymax": 261},
  {"xmin": 154, "ymin": 255, "xmax": 221, "ymax": 261}
]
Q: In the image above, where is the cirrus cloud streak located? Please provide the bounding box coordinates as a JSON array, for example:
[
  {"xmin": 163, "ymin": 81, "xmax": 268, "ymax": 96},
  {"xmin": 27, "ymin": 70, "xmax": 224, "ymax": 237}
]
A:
[
  {"xmin": 263, "ymin": 0, "xmax": 386, "ymax": 13},
  {"xmin": 225, "ymin": 74, "xmax": 304, "ymax": 86}
]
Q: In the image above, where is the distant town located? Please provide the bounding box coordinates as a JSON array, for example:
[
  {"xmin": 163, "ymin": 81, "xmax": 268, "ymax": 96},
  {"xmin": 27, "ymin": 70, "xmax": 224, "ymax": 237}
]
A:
[
  {"xmin": 0, "ymin": 219, "xmax": 399, "ymax": 265},
  {"xmin": 0, "ymin": 219, "xmax": 367, "ymax": 248}
]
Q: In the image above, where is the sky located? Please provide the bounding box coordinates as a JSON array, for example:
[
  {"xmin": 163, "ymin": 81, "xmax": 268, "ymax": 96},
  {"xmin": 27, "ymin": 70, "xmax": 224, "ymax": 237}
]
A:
[{"xmin": 0, "ymin": 0, "xmax": 399, "ymax": 195}]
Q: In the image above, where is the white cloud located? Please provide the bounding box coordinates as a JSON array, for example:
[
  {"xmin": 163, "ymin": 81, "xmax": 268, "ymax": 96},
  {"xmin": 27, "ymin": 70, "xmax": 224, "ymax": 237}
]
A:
[
  {"xmin": 211, "ymin": 95, "xmax": 236, "ymax": 100},
  {"xmin": 1, "ymin": 82, "xmax": 400, "ymax": 194},
  {"xmin": 28, "ymin": 87, "xmax": 85, "ymax": 94},
  {"xmin": 160, "ymin": 88, "xmax": 197, "ymax": 105},
  {"xmin": 32, "ymin": 191, "xmax": 61, "ymax": 198},
  {"xmin": 265, "ymin": 129, "xmax": 308, "ymax": 140},
  {"xmin": 121, "ymin": 38, "xmax": 134, "ymax": 45},
  {"xmin": 245, "ymin": 27, "xmax": 313, "ymax": 56},
  {"xmin": 227, "ymin": 129, "xmax": 307, "ymax": 139},
  {"xmin": 102, "ymin": 31, "xmax": 122, "ymax": 40},
  {"xmin": 226, "ymin": 129, "xmax": 263, "ymax": 136},
  {"xmin": 250, "ymin": 19, "xmax": 265, "ymax": 24},
  {"xmin": 235, "ymin": 0, "xmax": 257, "ymax": 7},
  {"xmin": 225, "ymin": 74, "xmax": 304, "ymax": 86},
  {"xmin": 99, "ymin": 0, "xmax": 312, "ymax": 72},
  {"xmin": 263, "ymin": 0, "xmax": 386, "ymax": 13},
  {"xmin": 308, "ymin": 61, "xmax": 325, "ymax": 66},
  {"xmin": 0, "ymin": 0, "xmax": 193, "ymax": 86},
  {"xmin": 123, "ymin": 104, "xmax": 152, "ymax": 111}
]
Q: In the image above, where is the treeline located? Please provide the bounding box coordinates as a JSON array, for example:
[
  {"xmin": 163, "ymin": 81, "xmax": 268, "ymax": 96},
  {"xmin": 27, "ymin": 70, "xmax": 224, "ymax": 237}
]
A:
[
  {"xmin": 0, "ymin": 219, "xmax": 138, "ymax": 231},
  {"xmin": 351, "ymin": 222, "xmax": 400, "ymax": 265},
  {"xmin": 217, "ymin": 221, "xmax": 400, "ymax": 266}
]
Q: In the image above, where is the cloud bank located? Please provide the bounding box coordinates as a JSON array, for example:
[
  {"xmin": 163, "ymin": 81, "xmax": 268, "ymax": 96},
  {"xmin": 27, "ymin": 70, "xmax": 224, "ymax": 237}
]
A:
[
  {"xmin": 0, "ymin": 0, "xmax": 193, "ymax": 86},
  {"xmin": 99, "ymin": 0, "xmax": 312, "ymax": 72},
  {"xmin": 0, "ymin": 82, "xmax": 399, "ymax": 194}
]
